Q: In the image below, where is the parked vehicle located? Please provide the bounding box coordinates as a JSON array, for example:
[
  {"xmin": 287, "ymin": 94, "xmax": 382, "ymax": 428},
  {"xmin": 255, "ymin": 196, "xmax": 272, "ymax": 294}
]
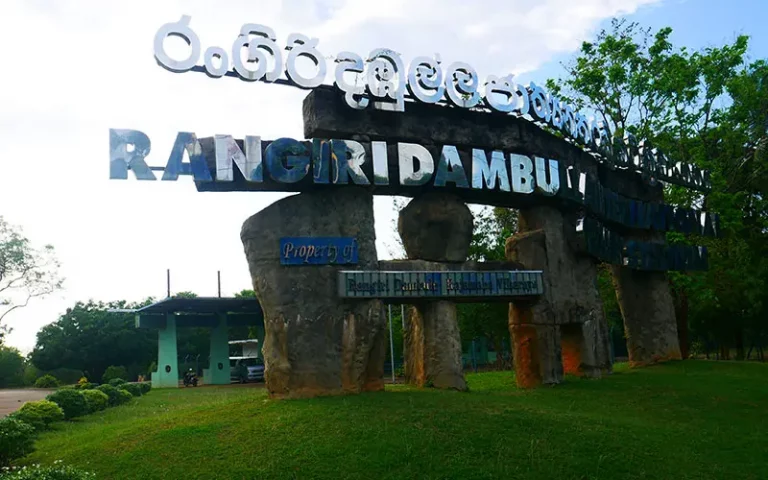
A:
[
  {"xmin": 230, "ymin": 357, "xmax": 265, "ymax": 383},
  {"xmin": 183, "ymin": 368, "xmax": 198, "ymax": 387}
]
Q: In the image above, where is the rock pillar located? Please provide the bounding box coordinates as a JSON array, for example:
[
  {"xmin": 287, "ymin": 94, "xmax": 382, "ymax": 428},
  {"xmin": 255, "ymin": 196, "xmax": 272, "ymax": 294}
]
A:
[
  {"xmin": 240, "ymin": 188, "xmax": 387, "ymax": 398},
  {"xmin": 398, "ymin": 193, "xmax": 471, "ymax": 391},
  {"xmin": 506, "ymin": 206, "xmax": 611, "ymax": 388},
  {"xmin": 601, "ymin": 169, "xmax": 682, "ymax": 367},
  {"xmin": 611, "ymin": 267, "xmax": 681, "ymax": 366}
]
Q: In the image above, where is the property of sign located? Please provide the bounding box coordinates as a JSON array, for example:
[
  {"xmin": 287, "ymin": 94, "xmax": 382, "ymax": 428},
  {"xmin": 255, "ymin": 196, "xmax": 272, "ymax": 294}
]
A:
[
  {"xmin": 280, "ymin": 237, "xmax": 358, "ymax": 265},
  {"xmin": 338, "ymin": 271, "xmax": 544, "ymax": 299}
]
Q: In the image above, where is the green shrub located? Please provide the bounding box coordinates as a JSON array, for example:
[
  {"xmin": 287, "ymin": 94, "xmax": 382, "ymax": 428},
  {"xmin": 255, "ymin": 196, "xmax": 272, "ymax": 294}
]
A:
[
  {"xmin": 102, "ymin": 366, "xmax": 128, "ymax": 384},
  {"xmin": 13, "ymin": 400, "xmax": 64, "ymax": 431},
  {"xmin": 120, "ymin": 383, "xmax": 142, "ymax": 397},
  {"xmin": 46, "ymin": 389, "xmax": 88, "ymax": 420},
  {"xmin": 95, "ymin": 384, "xmax": 132, "ymax": 407},
  {"xmin": 116, "ymin": 389, "xmax": 134, "ymax": 405},
  {"xmin": 0, "ymin": 463, "xmax": 96, "ymax": 479},
  {"xmin": 108, "ymin": 378, "xmax": 126, "ymax": 387},
  {"xmin": 82, "ymin": 389, "xmax": 109, "ymax": 412},
  {"xmin": 0, "ymin": 417, "xmax": 35, "ymax": 467},
  {"xmin": 34, "ymin": 375, "xmax": 60, "ymax": 389},
  {"xmin": 139, "ymin": 382, "xmax": 152, "ymax": 394}
]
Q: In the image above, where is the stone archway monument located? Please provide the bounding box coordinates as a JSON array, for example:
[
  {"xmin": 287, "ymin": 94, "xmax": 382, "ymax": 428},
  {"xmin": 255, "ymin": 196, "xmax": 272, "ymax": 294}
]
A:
[{"xmin": 109, "ymin": 15, "xmax": 719, "ymax": 396}]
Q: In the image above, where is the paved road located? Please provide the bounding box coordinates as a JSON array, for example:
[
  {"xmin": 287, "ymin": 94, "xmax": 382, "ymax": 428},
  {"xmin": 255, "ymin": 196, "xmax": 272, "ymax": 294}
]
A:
[{"xmin": 0, "ymin": 389, "xmax": 54, "ymax": 417}]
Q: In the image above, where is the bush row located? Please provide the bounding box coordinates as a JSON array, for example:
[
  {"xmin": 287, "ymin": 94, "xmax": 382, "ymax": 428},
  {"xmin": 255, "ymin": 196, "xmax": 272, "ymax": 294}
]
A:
[{"xmin": 0, "ymin": 379, "xmax": 151, "ymax": 468}]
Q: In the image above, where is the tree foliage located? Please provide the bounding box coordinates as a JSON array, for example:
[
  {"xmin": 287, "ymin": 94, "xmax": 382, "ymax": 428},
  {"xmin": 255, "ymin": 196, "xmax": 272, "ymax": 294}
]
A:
[
  {"xmin": 548, "ymin": 18, "xmax": 767, "ymax": 358},
  {"xmin": 29, "ymin": 292, "xmax": 252, "ymax": 382},
  {"xmin": 0, "ymin": 217, "xmax": 63, "ymax": 341},
  {"xmin": 0, "ymin": 346, "xmax": 25, "ymax": 388},
  {"xmin": 30, "ymin": 300, "xmax": 157, "ymax": 382},
  {"xmin": 457, "ymin": 207, "xmax": 517, "ymax": 358}
]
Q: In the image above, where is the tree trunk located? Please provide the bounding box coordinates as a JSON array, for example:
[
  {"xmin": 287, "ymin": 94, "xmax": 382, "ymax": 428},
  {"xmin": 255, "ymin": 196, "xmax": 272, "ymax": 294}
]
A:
[
  {"xmin": 735, "ymin": 328, "xmax": 745, "ymax": 361},
  {"xmin": 719, "ymin": 344, "xmax": 730, "ymax": 360}
]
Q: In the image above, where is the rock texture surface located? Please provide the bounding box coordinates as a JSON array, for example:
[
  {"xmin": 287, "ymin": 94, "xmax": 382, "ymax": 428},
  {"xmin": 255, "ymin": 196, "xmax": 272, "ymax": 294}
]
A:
[
  {"xmin": 510, "ymin": 323, "xmax": 563, "ymax": 387},
  {"xmin": 611, "ymin": 266, "xmax": 681, "ymax": 366},
  {"xmin": 399, "ymin": 194, "xmax": 470, "ymax": 391},
  {"xmin": 506, "ymin": 206, "xmax": 612, "ymax": 387},
  {"xmin": 404, "ymin": 301, "xmax": 467, "ymax": 390},
  {"xmin": 600, "ymin": 168, "xmax": 682, "ymax": 367},
  {"xmin": 241, "ymin": 188, "xmax": 387, "ymax": 398},
  {"xmin": 398, "ymin": 193, "xmax": 473, "ymax": 262}
]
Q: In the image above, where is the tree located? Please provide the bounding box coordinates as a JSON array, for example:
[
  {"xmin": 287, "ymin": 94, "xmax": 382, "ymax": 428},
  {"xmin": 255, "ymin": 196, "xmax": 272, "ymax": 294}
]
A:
[
  {"xmin": 548, "ymin": 18, "xmax": 767, "ymax": 359},
  {"xmin": 30, "ymin": 299, "xmax": 157, "ymax": 382},
  {"xmin": 0, "ymin": 217, "xmax": 63, "ymax": 341},
  {"xmin": 0, "ymin": 346, "xmax": 25, "ymax": 388},
  {"xmin": 457, "ymin": 207, "xmax": 517, "ymax": 365}
]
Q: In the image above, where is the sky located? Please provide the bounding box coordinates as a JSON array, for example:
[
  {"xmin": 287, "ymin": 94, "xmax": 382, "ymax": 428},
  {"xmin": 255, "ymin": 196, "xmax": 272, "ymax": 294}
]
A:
[{"xmin": 0, "ymin": 0, "xmax": 764, "ymax": 353}]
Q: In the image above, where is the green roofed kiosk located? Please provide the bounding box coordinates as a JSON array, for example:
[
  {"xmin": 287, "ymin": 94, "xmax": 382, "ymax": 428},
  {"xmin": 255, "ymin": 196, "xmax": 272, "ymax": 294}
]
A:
[{"xmin": 113, "ymin": 297, "xmax": 264, "ymax": 388}]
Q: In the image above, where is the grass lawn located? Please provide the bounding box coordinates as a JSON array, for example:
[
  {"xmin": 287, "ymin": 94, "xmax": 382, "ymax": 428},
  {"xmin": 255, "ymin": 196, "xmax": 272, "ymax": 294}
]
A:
[{"xmin": 21, "ymin": 361, "xmax": 768, "ymax": 480}]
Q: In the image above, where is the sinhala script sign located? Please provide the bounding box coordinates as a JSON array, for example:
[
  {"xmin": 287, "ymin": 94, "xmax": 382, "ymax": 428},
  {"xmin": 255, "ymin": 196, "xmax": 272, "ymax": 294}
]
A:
[{"xmin": 152, "ymin": 15, "xmax": 709, "ymax": 192}]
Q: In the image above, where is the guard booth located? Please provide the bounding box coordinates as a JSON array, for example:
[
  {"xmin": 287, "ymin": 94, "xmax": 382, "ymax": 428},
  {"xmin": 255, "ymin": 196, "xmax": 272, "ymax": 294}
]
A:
[{"xmin": 122, "ymin": 297, "xmax": 264, "ymax": 388}]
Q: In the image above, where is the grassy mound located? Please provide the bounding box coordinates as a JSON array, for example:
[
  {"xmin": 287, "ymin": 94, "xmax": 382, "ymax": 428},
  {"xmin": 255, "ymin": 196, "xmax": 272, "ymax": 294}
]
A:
[{"xmin": 21, "ymin": 361, "xmax": 767, "ymax": 479}]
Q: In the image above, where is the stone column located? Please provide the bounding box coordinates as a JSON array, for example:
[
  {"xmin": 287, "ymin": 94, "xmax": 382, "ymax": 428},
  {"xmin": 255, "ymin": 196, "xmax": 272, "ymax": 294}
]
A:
[
  {"xmin": 600, "ymin": 169, "xmax": 681, "ymax": 367},
  {"xmin": 398, "ymin": 193, "xmax": 471, "ymax": 391},
  {"xmin": 507, "ymin": 229, "xmax": 563, "ymax": 387},
  {"xmin": 241, "ymin": 188, "xmax": 387, "ymax": 398},
  {"xmin": 404, "ymin": 300, "xmax": 466, "ymax": 389},
  {"xmin": 611, "ymin": 267, "xmax": 681, "ymax": 366},
  {"xmin": 506, "ymin": 206, "xmax": 612, "ymax": 388}
]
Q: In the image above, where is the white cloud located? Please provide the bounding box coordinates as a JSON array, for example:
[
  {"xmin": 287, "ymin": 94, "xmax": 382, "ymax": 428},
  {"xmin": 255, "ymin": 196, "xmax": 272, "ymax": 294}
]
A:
[{"xmin": 0, "ymin": 0, "xmax": 661, "ymax": 352}]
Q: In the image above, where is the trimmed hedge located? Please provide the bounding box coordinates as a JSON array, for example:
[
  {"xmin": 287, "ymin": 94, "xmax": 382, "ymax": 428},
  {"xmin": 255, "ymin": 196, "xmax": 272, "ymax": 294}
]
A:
[
  {"xmin": 116, "ymin": 389, "xmax": 133, "ymax": 405},
  {"xmin": 0, "ymin": 417, "xmax": 35, "ymax": 467},
  {"xmin": 46, "ymin": 389, "xmax": 88, "ymax": 420},
  {"xmin": 120, "ymin": 383, "xmax": 142, "ymax": 397},
  {"xmin": 33, "ymin": 375, "xmax": 60, "ymax": 389},
  {"xmin": 139, "ymin": 382, "xmax": 151, "ymax": 394},
  {"xmin": 82, "ymin": 389, "xmax": 109, "ymax": 412},
  {"xmin": 95, "ymin": 384, "xmax": 131, "ymax": 407},
  {"xmin": 102, "ymin": 366, "xmax": 128, "ymax": 385},
  {"xmin": 12, "ymin": 400, "xmax": 64, "ymax": 431},
  {"xmin": 108, "ymin": 378, "xmax": 126, "ymax": 387}
]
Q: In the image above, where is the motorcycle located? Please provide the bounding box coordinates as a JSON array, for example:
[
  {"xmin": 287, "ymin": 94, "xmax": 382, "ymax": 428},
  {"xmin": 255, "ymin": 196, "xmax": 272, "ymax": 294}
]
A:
[{"xmin": 183, "ymin": 369, "xmax": 198, "ymax": 387}]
